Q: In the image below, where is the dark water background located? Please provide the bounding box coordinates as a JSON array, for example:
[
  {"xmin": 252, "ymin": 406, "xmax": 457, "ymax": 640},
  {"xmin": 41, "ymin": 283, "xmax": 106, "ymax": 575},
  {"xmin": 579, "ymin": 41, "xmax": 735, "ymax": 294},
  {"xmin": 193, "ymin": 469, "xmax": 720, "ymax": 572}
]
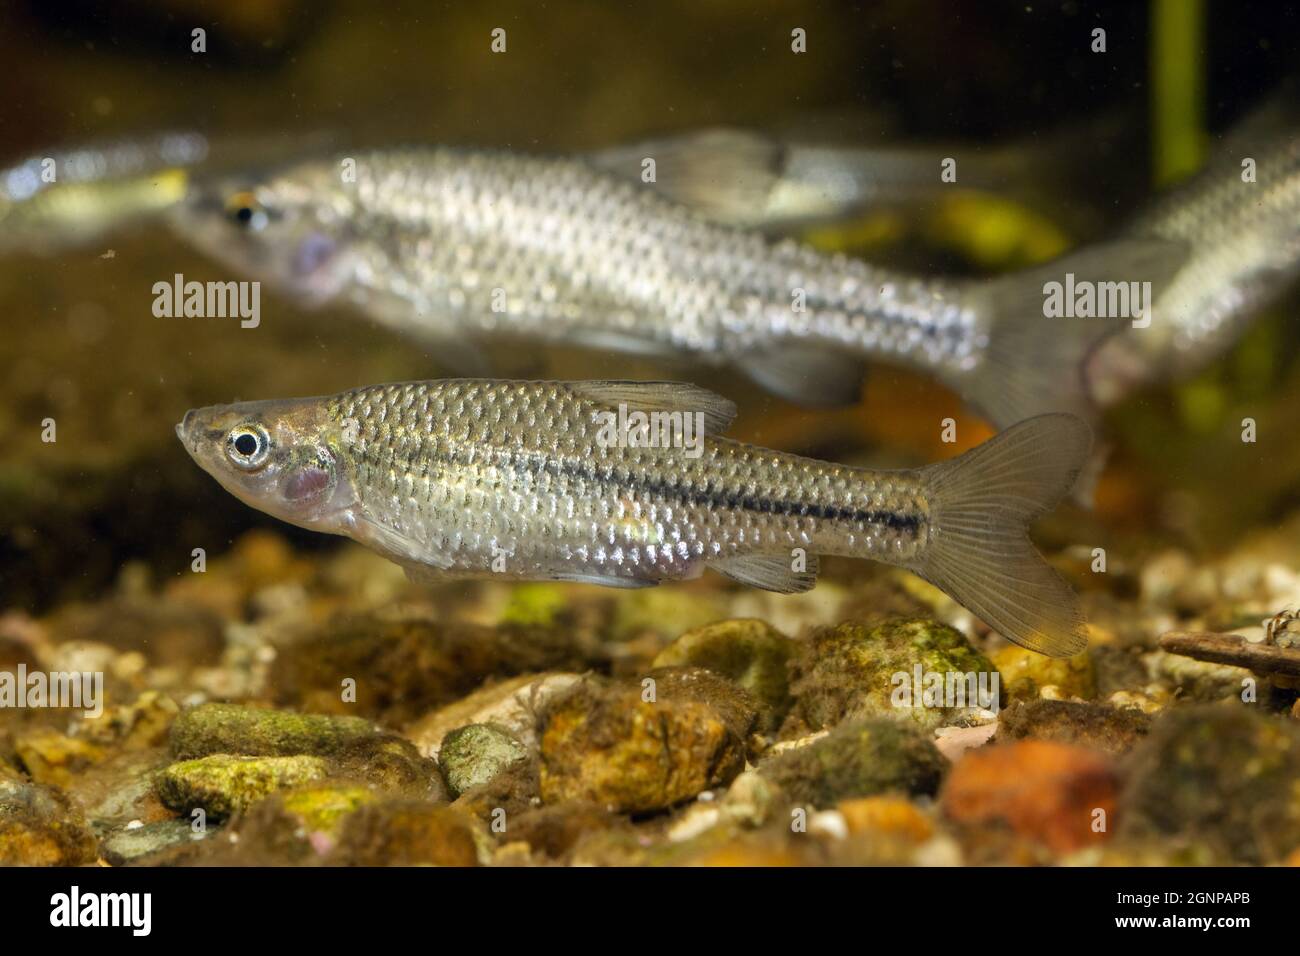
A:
[{"xmin": 2, "ymin": 0, "xmax": 1300, "ymax": 610}]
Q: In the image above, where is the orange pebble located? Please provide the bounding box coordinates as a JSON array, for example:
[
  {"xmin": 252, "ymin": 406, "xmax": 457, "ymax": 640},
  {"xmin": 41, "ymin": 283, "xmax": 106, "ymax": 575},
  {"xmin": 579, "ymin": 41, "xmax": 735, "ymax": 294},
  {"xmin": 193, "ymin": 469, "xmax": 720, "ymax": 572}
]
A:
[{"xmin": 941, "ymin": 740, "xmax": 1117, "ymax": 854}]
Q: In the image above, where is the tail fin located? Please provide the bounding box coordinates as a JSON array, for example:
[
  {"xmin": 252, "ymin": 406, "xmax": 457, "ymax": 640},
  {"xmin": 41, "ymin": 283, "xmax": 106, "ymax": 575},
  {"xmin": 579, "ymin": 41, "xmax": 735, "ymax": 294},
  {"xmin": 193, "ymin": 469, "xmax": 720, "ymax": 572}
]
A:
[
  {"xmin": 915, "ymin": 413, "xmax": 1092, "ymax": 657},
  {"xmin": 947, "ymin": 238, "xmax": 1189, "ymax": 430}
]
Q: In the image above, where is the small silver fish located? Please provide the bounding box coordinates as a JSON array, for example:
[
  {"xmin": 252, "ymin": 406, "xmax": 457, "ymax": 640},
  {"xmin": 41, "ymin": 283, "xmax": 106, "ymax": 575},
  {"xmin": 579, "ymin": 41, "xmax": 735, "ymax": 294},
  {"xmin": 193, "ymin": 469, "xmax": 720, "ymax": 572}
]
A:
[
  {"xmin": 178, "ymin": 379, "xmax": 1092, "ymax": 656},
  {"xmin": 0, "ymin": 132, "xmax": 207, "ymax": 252},
  {"xmin": 588, "ymin": 128, "xmax": 1015, "ymax": 231},
  {"xmin": 606, "ymin": 116, "xmax": 1300, "ymax": 406},
  {"xmin": 586, "ymin": 124, "xmax": 1117, "ymax": 233},
  {"xmin": 169, "ymin": 145, "xmax": 1184, "ymax": 428},
  {"xmin": 0, "ymin": 128, "xmax": 342, "ymax": 255},
  {"xmin": 1088, "ymin": 96, "xmax": 1300, "ymax": 403}
]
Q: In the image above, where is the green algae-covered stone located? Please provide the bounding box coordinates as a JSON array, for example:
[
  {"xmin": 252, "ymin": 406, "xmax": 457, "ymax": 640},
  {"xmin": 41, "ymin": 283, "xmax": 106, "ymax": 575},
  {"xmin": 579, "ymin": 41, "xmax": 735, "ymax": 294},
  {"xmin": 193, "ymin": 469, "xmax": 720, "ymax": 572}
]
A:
[
  {"xmin": 758, "ymin": 717, "xmax": 948, "ymax": 807},
  {"xmin": 155, "ymin": 754, "xmax": 328, "ymax": 818},
  {"xmin": 169, "ymin": 703, "xmax": 377, "ymax": 759},
  {"xmin": 653, "ymin": 619, "xmax": 798, "ymax": 728},
  {"xmin": 439, "ymin": 724, "xmax": 529, "ymax": 798},
  {"xmin": 790, "ymin": 619, "xmax": 1000, "ymax": 731}
]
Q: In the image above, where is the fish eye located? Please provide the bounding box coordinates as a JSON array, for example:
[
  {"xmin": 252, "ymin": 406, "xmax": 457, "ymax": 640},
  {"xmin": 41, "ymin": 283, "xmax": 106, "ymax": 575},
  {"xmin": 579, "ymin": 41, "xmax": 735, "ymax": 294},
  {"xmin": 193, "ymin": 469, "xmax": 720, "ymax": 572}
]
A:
[
  {"xmin": 225, "ymin": 191, "xmax": 269, "ymax": 231},
  {"xmin": 226, "ymin": 423, "xmax": 271, "ymax": 470}
]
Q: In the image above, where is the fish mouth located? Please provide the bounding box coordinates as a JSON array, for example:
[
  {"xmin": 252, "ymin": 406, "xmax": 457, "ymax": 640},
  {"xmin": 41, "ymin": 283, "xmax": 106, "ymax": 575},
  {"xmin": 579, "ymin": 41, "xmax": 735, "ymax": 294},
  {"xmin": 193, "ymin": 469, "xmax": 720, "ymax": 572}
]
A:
[{"xmin": 175, "ymin": 408, "xmax": 203, "ymax": 456}]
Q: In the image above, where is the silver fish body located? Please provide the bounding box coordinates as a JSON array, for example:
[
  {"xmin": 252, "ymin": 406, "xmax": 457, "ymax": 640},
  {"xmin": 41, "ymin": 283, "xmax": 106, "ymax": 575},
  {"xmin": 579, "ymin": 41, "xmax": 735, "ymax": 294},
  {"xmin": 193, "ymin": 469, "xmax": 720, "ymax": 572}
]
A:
[
  {"xmin": 178, "ymin": 379, "xmax": 1092, "ymax": 656},
  {"xmin": 176, "ymin": 150, "xmax": 973, "ymax": 383},
  {"xmin": 171, "ymin": 148, "xmax": 1184, "ymax": 427},
  {"xmin": 1089, "ymin": 109, "xmax": 1300, "ymax": 402},
  {"xmin": 0, "ymin": 132, "xmax": 207, "ymax": 252}
]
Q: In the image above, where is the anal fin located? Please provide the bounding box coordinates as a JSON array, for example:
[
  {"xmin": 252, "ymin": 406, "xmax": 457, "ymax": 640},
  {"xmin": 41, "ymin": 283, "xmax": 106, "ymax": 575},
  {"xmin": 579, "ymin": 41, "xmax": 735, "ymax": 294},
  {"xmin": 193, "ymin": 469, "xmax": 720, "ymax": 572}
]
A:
[
  {"xmin": 712, "ymin": 553, "xmax": 819, "ymax": 593},
  {"xmin": 403, "ymin": 563, "xmax": 454, "ymax": 586},
  {"xmin": 537, "ymin": 571, "xmax": 657, "ymax": 589}
]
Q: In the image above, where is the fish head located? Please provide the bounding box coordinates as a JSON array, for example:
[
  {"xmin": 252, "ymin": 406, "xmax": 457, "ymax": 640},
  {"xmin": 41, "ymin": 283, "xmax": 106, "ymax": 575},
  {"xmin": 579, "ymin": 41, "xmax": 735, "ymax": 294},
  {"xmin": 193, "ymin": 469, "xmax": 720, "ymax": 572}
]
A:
[
  {"xmin": 170, "ymin": 162, "xmax": 355, "ymax": 304},
  {"xmin": 176, "ymin": 397, "xmax": 359, "ymax": 532}
]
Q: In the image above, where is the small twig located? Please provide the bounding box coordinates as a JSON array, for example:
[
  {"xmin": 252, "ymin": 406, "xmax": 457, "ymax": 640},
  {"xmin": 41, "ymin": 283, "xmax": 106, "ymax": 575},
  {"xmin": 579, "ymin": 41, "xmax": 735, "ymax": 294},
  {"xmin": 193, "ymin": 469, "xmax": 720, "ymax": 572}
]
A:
[{"xmin": 1159, "ymin": 631, "xmax": 1300, "ymax": 678}]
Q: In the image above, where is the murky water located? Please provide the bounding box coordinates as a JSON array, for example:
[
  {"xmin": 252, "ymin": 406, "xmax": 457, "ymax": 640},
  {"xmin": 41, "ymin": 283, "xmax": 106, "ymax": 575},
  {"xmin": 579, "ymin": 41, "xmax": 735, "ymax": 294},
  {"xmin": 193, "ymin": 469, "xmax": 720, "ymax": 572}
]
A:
[{"xmin": 2, "ymin": 1, "xmax": 1300, "ymax": 872}]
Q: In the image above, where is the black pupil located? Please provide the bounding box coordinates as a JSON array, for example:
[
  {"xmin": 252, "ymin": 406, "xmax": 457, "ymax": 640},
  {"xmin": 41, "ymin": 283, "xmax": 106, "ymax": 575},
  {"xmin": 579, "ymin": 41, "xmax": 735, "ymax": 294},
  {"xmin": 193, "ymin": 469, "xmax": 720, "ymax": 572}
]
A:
[
  {"xmin": 234, "ymin": 206, "xmax": 254, "ymax": 224},
  {"xmin": 234, "ymin": 433, "xmax": 259, "ymax": 456}
]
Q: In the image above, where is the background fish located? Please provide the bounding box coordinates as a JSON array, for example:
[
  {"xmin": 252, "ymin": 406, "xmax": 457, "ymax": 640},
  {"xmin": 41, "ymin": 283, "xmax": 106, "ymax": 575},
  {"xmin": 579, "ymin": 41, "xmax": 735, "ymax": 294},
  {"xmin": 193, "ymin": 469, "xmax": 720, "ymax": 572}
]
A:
[
  {"xmin": 169, "ymin": 148, "xmax": 1185, "ymax": 429},
  {"xmin": 178, "ymin": 379, "xmax": 1093, "ymax": 656},
  {"xmin": 1088, "ymin": 97, "xmax": 1300, "ymax": 403},
  {"xmin": 0, "ymin": 132, "xmax": 206, "ymax": 252},
  {"xmin": 587, "ymin": 116, "xmax": 1134, "ymax": 235},
  {"xmin": 588, "ymin": 127, "xmax": 1029, "ymax": 232},
  {"xmin": 597, "ymin": 108, "xmax": 1300, "ymax": 410},
  {"xmin": 0, "ymin": 129, "xmax": 342, "ymax": 255}
]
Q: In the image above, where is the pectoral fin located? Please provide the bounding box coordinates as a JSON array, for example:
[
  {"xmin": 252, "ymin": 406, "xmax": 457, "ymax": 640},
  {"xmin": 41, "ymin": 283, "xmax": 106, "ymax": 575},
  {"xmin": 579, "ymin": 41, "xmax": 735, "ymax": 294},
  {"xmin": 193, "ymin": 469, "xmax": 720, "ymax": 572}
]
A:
[{"xmin": 350, "ymin": 513, "xmax": 453, "ymax": 570}]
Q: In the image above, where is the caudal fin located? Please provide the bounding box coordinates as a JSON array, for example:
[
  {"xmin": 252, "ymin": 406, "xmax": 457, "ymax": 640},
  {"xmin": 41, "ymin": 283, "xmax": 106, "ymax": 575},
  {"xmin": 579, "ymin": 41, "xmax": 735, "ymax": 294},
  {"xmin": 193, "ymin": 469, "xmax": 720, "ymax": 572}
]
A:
[
  {"xmin": 915, "ymin": 413, "xmax": 1092, "ymax": 657},
  {"xmin": 947, "ymin": 238, "xmax": 1189, "ymax": 430}
]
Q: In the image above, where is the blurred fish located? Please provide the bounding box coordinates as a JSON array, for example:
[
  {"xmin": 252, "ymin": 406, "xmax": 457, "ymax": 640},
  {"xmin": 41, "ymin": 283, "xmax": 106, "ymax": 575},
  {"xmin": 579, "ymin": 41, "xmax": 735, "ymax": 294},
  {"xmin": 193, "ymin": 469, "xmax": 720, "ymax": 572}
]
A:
[
  {"xmin": 177, "ymin": 379, "xmax": 1092, "ymax": 656},
  {"xmin": 1088, "ymin": 95, "xmax": 1300, "ymax": 403},
  {"xmin": 0, "ymin": 132, "xmax": 207, "ymax": 252},
  {"xmin": 589, "ymin": 128, "xmax": 979, "ymax": 231},
  {"xmin": 170, "ymin": 147, "xmax": 1185, "ymax": 428},
  {"xmin": 0, "ymin": 128, "xmax": 345, "ymax": 254},
  {"xmin": 587, "ymin": 119, "xmax": 1133, "ymax": 235}
]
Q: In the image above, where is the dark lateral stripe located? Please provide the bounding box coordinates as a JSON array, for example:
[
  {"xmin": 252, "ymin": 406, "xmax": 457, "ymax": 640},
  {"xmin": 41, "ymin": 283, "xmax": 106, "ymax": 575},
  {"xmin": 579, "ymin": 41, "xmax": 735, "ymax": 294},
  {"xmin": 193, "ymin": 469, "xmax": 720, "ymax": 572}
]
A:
[
  {"xmin": 363, "ymin": 444, "xmax": 925, "ymax": 534},
  {"xmin": 527, "ymin": 450, "xmax": 922, "ymax": 533}
]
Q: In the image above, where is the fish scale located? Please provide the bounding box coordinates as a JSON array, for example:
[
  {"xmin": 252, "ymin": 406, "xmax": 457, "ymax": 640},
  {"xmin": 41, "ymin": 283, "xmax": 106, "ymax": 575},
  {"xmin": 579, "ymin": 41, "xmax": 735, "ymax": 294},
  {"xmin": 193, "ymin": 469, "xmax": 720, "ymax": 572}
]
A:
[{"xmin": 327, "ymin": 379, "xmax": 929, "ymax": 582}]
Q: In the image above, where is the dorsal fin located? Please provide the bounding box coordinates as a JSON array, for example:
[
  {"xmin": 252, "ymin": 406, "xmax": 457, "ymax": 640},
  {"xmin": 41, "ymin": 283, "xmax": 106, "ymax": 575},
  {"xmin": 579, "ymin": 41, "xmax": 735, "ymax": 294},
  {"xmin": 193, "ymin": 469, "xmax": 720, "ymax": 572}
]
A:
[
  {"xmin": 587, "ymin": 129, "xmax": 784, "ymax": 225},
  {"xmin": 566, "ymin": 380, "xmax": 737, "ymax": 435}
]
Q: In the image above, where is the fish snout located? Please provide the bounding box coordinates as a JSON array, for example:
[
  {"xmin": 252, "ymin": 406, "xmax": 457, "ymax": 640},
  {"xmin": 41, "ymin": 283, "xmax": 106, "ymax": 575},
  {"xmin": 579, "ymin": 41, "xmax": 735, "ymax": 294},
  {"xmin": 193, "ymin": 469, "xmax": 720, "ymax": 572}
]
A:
[{"xmin": 176, "ymin": 408, "xmax": 202, "ymax": 453}]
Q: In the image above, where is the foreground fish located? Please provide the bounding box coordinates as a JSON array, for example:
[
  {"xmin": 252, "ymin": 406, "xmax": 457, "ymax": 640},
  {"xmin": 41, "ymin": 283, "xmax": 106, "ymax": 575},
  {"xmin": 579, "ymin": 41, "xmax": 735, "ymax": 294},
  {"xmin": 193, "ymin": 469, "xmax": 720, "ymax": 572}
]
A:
[
  {"xmin": 178, "ymin": 380, "xmax": 1092, "ymax": 656},
  {"xmin": 170, "ymin": 146, "xmax": 1185, "ymax": 427},
  {"xmin": 1088, "ymin": 97, "xmax": 1300, "ymax": 402}
]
